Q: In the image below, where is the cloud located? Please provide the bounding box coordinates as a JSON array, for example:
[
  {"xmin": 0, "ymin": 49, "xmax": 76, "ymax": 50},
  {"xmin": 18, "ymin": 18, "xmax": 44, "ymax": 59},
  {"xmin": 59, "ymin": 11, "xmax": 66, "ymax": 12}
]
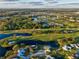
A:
[
  {"xmin": 28, "ymin": 2, "xmax": 44, "ymax": 5},
  {"xmin": 0, "ymin": 3, "xmax": 44, "ymax": 8},
  {"xmin": 44, "ymin": 0, "xmax": 57, "ymax": 2},
  {"xmin": 0, "ymin": 0, "xmax": 19, "ymax": 1},
  {"xmin": 1, "ymin": 0, "xmax": 79, "ymax": 8}
]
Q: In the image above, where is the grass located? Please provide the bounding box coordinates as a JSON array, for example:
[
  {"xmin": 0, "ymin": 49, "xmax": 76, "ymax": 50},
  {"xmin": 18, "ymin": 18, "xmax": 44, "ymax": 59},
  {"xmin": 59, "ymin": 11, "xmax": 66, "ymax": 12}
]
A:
[
  {"xmin": 1, "ymin": 29, "xmax": 79, "ymax": 48},
  {"xmin": 3, "ymin": 31, "xmax": 79, "ymax": 41},
  {"xmin": 2, "ymin": 32, "xmax": 77, "ymax": 47}
]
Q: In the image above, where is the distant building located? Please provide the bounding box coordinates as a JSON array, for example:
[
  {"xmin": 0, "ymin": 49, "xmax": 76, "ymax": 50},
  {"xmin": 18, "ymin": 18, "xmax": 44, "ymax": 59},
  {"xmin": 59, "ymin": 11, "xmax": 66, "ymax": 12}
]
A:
[
  {"xmin": 17, "ymin": 48, "xmax": 31, "ymax": 59},
  {"xmin": 46, "ymin": 55, "xmax": 55, "ymax": 59},
  {"xmin": 62, "ymin": 45, "xmax": 71, "ymax": 51},
  {"xmin": 76, "ymin": 20, "xmax": 79, "ymax": 22},
  {"xmin": 68, "ymin": 56, "xmax": 74, "ymax": 59},
  {"xmin": 8, "ymin": 41, "xmax": 15, "ymax": 45},
  {"xmin": 52, "ymin": 16, "xmax": 57, "ymax": 20}
]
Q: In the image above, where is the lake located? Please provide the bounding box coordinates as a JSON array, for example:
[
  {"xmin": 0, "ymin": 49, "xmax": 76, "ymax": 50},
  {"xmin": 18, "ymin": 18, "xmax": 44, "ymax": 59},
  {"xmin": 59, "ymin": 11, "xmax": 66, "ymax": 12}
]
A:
[
  {"xmin": 0, "ymin": 46, "xmax": 12, "ymax": 57},
  {"xmin": 16, "ymin": 40, "xmax": 60, "ymax": 48},
  {"xmin": 0, "ymin": 40, "xmax": 60, "ymax": 57},
  {"xmin": 0, "ymin": 33, "xmax": 32, "ymax": 39},
  {"xmin": 0, "ymin": 33, "xmax": 60, "ymax": 57}
]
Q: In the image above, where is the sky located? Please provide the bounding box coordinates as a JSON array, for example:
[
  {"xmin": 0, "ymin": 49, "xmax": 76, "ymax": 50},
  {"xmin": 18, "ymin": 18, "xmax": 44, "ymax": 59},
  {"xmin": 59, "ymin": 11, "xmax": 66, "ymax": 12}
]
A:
[{"xmin": 0, "ymin": 0, "xmax": 79, "ymax": 8}]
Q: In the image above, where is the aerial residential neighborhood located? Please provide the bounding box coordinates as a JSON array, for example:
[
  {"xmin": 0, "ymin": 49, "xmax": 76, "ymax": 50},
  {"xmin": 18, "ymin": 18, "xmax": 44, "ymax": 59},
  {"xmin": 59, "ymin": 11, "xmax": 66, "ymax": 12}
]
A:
[{"xmin": 0, "ymin": 8, "xmax": 79, "ymax": 59}]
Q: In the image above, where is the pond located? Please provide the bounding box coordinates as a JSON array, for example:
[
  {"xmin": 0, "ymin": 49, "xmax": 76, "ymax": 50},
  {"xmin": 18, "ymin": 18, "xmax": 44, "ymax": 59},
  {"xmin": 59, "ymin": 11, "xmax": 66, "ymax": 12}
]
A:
[
  {"xmin": 0, "ymin": 40, "xmax": 60, "ymax": 57},
  {"xmin": 0, "ymin": 33, "xmax": 32, "ymax": 39},
  {"xmin": 0, "ymin": 33, "xmax": 60, "ymax": 57},
  {"xmin": 16, "ymin": 40, "xmax": 60, "ymax": 48},
  {"xmin": 0, "ymin": 16, "xmax": 10, "ymax": 19},
  {"xmin": 0, "ymin": 46, "xmax": 12, "ymax": 57}
]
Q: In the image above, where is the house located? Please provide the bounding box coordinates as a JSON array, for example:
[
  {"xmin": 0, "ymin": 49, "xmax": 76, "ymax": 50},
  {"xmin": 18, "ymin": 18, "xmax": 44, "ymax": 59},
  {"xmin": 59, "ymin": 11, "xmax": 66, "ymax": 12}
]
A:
[
  {"xmin": 8, "ymin": 41, "xmax": 15, "ymax": 45},
  {"xmin": 32, "ymin": 17, "xmax": 38, "ymax": 23},
  {"xmin": 54, "ymin": 23, "xmax": 64, "ymax": 27},
  {"xmin": 70, "ymin": 44, "xmax": 79, "ymax": 49},
  {"xmin": 74, "ymin": 49, "xmax": 79, "ymax": 59},
  {"xmin": 63, "ymin": 43, "xmax": 79, "ymax": 51},
  {"xmin": 49, "ymin": 22, "xmax": 55, "ymax": 27},
  {"xmin": 69, "ymin": 20, "xmax": 75, "ymax": 22},
  {"xmin": 77, "ymin": 43, "xmax": 79, "ymax": 47},
  {"xmin": 58, "ymin": 24, "xmax": 64, "ymax": 27},
  {"xmin": 43, "ymin": 46, "xmax": 51, "ymax": 54},
  {"xmin": 33, "ymin": 50, "xmax": 46, "ymax": 56},
  {"xmin": 17, "ymin": 48, "xmax": 31, "ymax": 59},
  {"xmin": 76, "ymin": 20, "xmax": 79, "ymax": 22},
  {"xmin": 32, "ymin": 16, "xmax": 38, "ymax": 20},
  {"xmin": 52, "ymin": 16, "xmax": 57, "ymax": 20},
  {"xmin": 62, "ymin": 45, "xmax": 71, "ymax": 51},
  {"xmin": 68, "ymin": 56, "xmax": 74, "ymax": 59},
  {"xmin": 42, "ymin": 23, "xmax": 49, "ymax": 28},
  {"xmin": 70, "ymin": 44, "xmax": 75, "ymax": 48},
  {"xmin": 31, "ymin": 45, "xmax": 37, "ymax": 50},
  {"xmin": 74, "ymin": 44, "xmax": 79, "ymax": 49},
  {"xmin": 46, "ymin": 55, "xmax": 55, "ymax": 59},
  {"xmin": 17, "ymin": 48, "xmax": 26, "ymax": 57}
]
